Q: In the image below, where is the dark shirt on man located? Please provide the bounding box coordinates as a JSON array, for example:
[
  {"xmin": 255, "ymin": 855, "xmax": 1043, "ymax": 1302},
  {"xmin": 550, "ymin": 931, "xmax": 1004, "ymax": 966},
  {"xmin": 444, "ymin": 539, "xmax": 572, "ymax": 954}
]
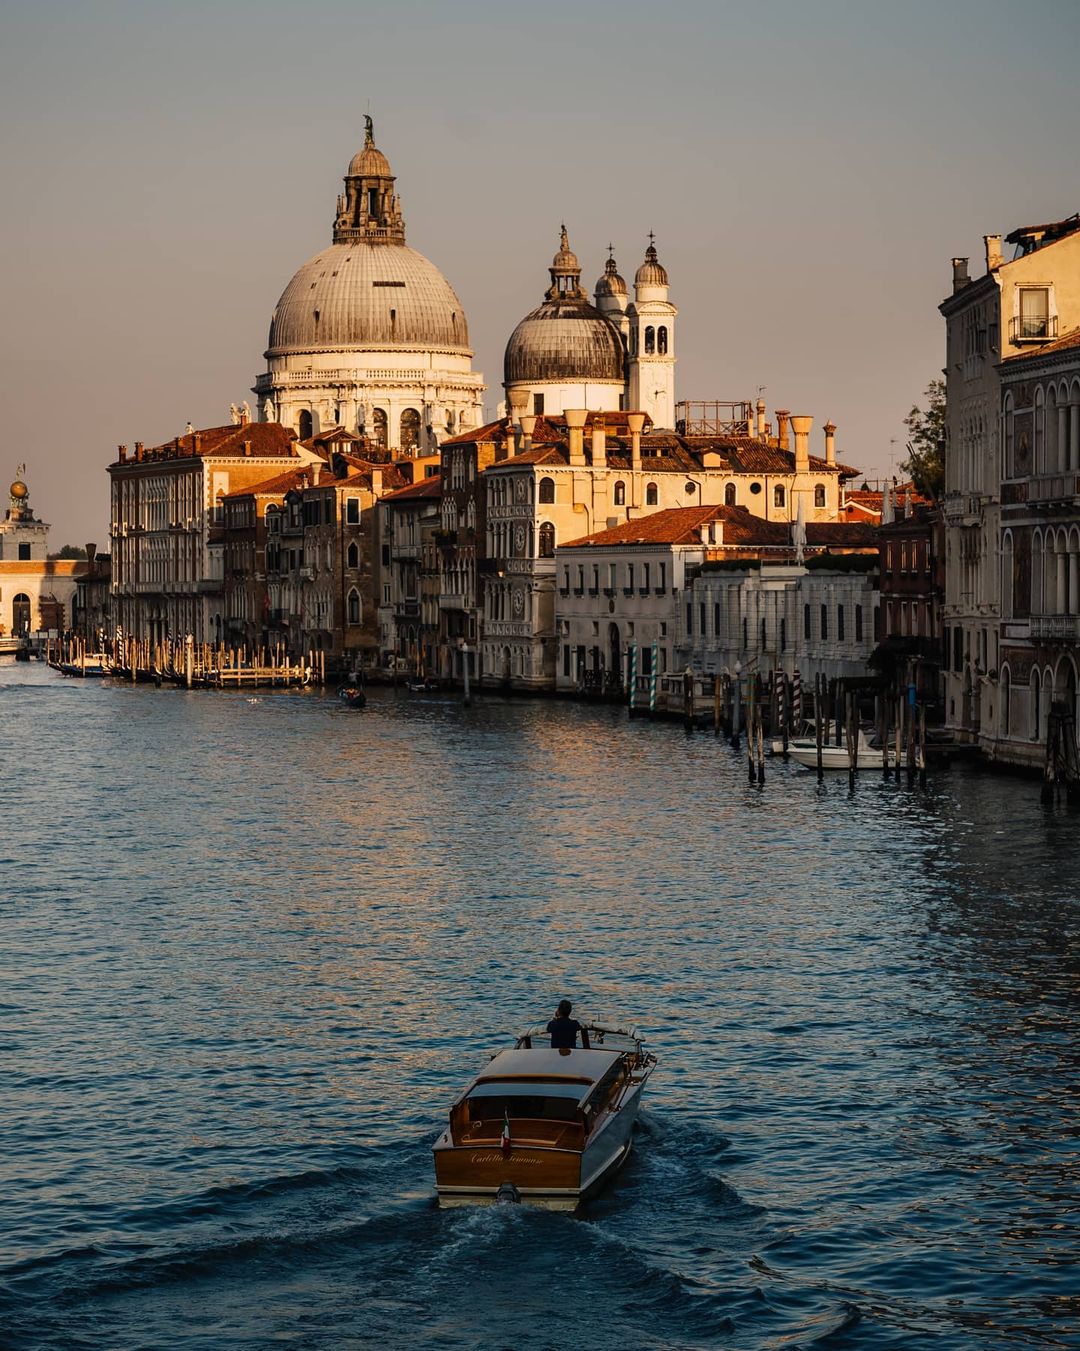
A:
[{"xmin": 547, "ymin": 1016, "xmax": 587, "ymax": 1049}]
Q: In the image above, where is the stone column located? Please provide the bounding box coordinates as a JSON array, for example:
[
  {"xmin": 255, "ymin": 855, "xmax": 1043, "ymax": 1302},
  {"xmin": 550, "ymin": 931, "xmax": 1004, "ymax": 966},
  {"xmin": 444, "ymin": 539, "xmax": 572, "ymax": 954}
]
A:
[
  {"xmin": 1070, "ymin": 402, "xmax": 1080, "ymax": 473},
  {"xmin": 1058, "ymin": 403, "xmax": 1069, "ymax": 473},
  {"xmin": 1069, "ymin": 548, "xmax": 1079, "ymax": 616}
]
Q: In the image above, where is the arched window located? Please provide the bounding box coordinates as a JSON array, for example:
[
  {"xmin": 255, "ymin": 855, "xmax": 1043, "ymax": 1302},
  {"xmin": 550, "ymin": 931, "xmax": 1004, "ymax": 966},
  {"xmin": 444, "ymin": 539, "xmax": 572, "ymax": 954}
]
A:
[
  {"xmin": 1031, "ymin": 672, "xmax": 1042, "ymax": 741},
  {"xmin": 298, "ymin": 410, "xmax": 313, "ymax": 441},
  {"xmin": 644, "ymin": 325, "xmax": 655, "ymax": 354},
  {"xmin": 538, "ymin": 522, "xmax": 555, "ymax": 558},
  {"xmin": 347, "ymin": 542, "xmax": 359, "ymax": 569},
  {"xmin": 646, "ymin": 482, "xmax": 658, "ymax": 505},
  {"xmin": 12, "ymin": 593, "xmax": 31, "ymax": 634},
  {"xmin": 814, "ymin": 484, "xmax": 826, "ymax": 508},
  {"xmin": 1001, "ymin": 533, "xmax": 1013, "ymax": 620},
  {"xmin": 1035, "ymin": 386, "xmax": 1045, "ymax": 473},
  {"xmin": 657, "ymin": 326, "xmax": 668, "ymax": 354},
  {"xmin": 614, "ymin": 481, "xmax": 626, "ymax": 506},
  {"xmin": 629, "ymin": 328, "xmax": 638, "ymax": 356},
  {"xmin": 1001, "ymin": 667, "xmax": 1011, "ymax": 737},
  {"xmin": 1003, "ymin": 392, "xmax": 1015, "ymax": 477},
  {"xmin": 347, "ymin": 589, "xmax": 361, "ymax": 625},
  {"xmin": 724, "ymin": 483, "xmax": 736, "ymax": 506},
  {"xmin": 400, "ymin": 408, "xmax": 421, "ymax": 453},
  {"xmin": 774, "ymin": 484, "xmax": 786, "ymax": 508},
  {"xmin": 371, "ymin": 409, "xmax": 388, "ymax": 447},
  {"xmin": 538, "ymin": 477, "xmax": 555, "ymax": 504}
]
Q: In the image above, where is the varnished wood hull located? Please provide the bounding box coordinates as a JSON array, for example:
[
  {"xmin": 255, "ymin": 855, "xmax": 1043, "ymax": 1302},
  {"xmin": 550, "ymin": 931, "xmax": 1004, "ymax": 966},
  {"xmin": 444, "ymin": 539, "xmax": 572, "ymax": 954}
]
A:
[{"xmin": 433, "ymin": 1082, "xmax": 644, "ymax": 1210}]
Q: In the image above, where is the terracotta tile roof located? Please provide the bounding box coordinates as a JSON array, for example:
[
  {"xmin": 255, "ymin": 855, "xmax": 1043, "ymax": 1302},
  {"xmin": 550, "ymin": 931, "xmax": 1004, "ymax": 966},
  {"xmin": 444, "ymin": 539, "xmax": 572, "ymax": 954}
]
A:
[
  {"xmin": 562, "ymin": 504, "xmax": 880, "ymax": 552},
  {"xmin": 380, "ymin": 475, "xmax": 442, "ymax": 502},
  {"xmin": 145, "ymin": 422, "xmax": 298, "ymax": 460},
  {"xmin": 563, "ymin": 506, "xmax": 726, "ymax": 548}
]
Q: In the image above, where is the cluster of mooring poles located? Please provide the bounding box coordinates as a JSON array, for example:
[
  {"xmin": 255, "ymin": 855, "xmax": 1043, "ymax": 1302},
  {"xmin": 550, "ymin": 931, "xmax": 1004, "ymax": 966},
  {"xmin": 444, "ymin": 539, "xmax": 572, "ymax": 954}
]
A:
[{"xmin": 49, "ymin": 633, "xmax": 326, "ymax": 690}]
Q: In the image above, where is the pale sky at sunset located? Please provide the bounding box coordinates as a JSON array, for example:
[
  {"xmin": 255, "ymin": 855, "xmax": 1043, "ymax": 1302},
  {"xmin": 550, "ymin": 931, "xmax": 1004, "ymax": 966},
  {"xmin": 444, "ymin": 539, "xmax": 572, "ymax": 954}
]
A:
[{"xmin": 3, "ymin": 0, "xmax": 1079, "ymax": 547}]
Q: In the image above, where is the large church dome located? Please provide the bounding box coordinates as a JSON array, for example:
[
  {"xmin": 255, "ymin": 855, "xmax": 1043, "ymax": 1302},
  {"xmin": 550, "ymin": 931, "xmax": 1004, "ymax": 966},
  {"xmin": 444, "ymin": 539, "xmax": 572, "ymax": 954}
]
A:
[
  {"xmin": 253, "ymin": 120, "xmax": 485, "ymax": 449},
  {"xmin": 503, "ymin": 228, "xmax": 625, "ymax": 385},
  {"xmin": 267, "ymin": 242, "xmax": 470, "ymax": 354}
]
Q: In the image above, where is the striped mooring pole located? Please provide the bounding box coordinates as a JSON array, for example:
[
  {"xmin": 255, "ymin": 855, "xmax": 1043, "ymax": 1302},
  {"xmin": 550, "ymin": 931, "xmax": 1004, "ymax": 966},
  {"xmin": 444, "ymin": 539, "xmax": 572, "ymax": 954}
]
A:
[
  {"xmin": 649, "ymin": 639, "xmax": 658, "ymax": 716},
  {"xmin": 792, "ymin": 668, "xmax": 802, "ymax": 728},
  {"xmin": 628, "ymin": 644, "xmax": 638, "ymax": 715}
]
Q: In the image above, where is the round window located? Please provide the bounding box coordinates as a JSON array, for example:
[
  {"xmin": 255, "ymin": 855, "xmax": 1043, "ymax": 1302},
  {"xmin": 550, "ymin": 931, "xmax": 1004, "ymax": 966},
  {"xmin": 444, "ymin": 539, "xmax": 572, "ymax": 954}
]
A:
[{"xmin": 749, "ymin": 481, "xmax": 762, "ymax": 495}]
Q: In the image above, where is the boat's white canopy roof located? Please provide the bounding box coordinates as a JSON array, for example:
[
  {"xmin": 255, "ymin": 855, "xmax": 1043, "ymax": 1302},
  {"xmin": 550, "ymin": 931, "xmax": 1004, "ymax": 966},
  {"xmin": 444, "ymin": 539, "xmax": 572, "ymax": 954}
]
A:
[{"xmin": 475, "ymin": 1047, "xmax": 621, "ymax": 1086}]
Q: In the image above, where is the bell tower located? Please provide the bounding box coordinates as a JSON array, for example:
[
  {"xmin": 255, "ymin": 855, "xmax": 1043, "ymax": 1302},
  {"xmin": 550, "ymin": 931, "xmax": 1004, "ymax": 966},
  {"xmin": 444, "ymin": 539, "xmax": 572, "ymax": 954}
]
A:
[
  {"xmin": 334, "ymin": 116, "xmax": 406, "ymax": 245},
  {"xmin": 627, "ymin": 235, "xmax": 677, "ymax": 429}
]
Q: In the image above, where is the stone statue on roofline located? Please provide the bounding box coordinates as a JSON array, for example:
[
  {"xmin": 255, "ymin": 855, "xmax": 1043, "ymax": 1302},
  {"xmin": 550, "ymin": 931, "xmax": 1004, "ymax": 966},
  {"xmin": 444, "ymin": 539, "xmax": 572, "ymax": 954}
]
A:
[{"xmin": 230, "ymin": 403, "xmax": 240, "ymax": 425}]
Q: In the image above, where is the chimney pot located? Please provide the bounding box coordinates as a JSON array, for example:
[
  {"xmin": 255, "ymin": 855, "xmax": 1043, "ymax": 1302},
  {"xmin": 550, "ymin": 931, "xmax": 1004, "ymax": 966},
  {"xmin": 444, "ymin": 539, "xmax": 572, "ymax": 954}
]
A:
[
  {"xmin": 823, "ymin": 421, "xmax": 836, "ymax": 467},
  {"xmin": 118, "ymin": 444, "xmax": 127, "ymax": 463},
  {"xmin": 755, "ymin": 398, "xmax": 766, "ymax": 439},
  {"xmin": 564, "ymin": 408, "xmax": 588, "ymax": 466},
  {"xmin": 951, "ymin": 256, "xmax": 971, "ymax": 292},
  {"xmin": 243, "ymin": 440, "xmax": 252, "ymax": 457},
  {"xmin": 626, "ymin": 411, "xmax": 646, "ymax": 472},
  {"xmin": 789, "ymin": 414, "xmax": 813, "ymax": 475},
  {"xmin": 775, "ymin": 410, "xmax": 790, "ymax": 452},
  {"xmin": 984, "ymin": 235, "xmax": 1003, "ymax": 272},
  {"xmin": 591, "ymin": 417, "xmax": 607, "ymax": 469},
  {"xmin": 519, "ymin": 413, "xmax": 537, "ymax": 453}
]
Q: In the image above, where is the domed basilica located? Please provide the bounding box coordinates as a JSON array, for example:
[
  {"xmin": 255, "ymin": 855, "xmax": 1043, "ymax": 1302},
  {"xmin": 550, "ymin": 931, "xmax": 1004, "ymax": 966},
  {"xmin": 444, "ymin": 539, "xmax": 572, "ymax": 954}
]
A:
[
  {"xmin": 504, "ymin": 228, "xmax": 677, "ymax": 429},
  {"xmin": 254, "ymin": 118, "xmax": 485, "ymax": 453}
]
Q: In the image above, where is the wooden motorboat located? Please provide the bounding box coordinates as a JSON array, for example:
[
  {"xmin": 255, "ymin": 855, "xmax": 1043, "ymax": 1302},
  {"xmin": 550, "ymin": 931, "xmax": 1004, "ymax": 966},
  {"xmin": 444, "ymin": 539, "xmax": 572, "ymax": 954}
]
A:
[
  {"xmin": 337, "ymin": 684, "xmax": 366, "ymax": 708},
  {"xmin": 433, "ymin": 1022, "xmax": 656, "ymax": 1210}
]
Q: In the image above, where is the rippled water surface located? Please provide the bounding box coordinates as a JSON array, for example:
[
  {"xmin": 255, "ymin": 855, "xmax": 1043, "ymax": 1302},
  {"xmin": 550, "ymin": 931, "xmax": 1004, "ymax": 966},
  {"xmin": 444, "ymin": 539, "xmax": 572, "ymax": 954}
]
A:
[{"xmin": 1, "ymin": 661, "xmax": 1077, "ymax": 1349}]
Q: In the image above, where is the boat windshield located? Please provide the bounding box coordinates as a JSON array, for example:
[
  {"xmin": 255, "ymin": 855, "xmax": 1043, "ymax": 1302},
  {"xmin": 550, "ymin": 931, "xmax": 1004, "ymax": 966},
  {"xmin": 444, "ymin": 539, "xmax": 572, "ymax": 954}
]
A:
[{"xmin": 467, "ymin": 1085, "xmax": 582, "ymax": 1122}]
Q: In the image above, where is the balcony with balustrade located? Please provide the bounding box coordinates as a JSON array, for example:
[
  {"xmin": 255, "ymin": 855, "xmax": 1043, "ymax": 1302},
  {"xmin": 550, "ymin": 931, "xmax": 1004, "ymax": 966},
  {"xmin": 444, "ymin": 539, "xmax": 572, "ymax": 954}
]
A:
[{"xmin": 1030, "ymin": 613, "xmax": 1078, "ymax": 644}]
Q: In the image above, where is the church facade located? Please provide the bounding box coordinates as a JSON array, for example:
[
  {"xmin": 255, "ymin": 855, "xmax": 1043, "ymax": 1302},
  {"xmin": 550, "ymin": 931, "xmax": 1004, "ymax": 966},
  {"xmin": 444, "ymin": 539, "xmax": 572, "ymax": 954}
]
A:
[{"xmin": 253, "ymin": 120, "xmax": 485, "ymax": 454}]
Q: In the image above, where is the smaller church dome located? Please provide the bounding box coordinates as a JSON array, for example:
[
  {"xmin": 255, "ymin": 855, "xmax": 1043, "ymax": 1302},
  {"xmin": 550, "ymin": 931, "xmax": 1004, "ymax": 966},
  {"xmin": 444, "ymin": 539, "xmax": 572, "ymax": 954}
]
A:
[
  {"xmin": 596, "ymin": 251, "xmax": 627, "ymax": 298},
  {"xmin": 348, "ymin": 143, "xmax": 392, "ymax": 178},
  {"xmin": 635, "ymin": 240, "xmax": 668, "ymax": 287}
]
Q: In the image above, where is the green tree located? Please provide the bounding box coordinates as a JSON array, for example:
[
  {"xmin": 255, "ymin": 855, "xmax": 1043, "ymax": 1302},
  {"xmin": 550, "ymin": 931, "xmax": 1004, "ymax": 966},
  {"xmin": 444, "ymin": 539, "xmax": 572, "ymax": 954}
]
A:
[
  {"xmin": 50, "ymin": 544, "xmax": 87, "ymax": 560},
  {"xmin": 901, "ymin": 378, "xmax": 946, "ymax": 500}
]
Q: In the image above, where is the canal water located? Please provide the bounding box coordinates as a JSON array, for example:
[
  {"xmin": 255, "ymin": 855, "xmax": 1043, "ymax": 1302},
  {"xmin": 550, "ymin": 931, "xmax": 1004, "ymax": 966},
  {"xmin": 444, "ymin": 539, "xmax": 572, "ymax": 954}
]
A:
[{"xmin": 1, "ymin": 661, "xmax": 1076, "ymax": 1350}]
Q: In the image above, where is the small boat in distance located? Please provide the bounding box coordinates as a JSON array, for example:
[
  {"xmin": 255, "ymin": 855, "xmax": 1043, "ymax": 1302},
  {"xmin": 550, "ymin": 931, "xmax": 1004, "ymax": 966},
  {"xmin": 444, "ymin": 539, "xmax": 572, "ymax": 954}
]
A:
[
  {"xmin": 787, "ymin": 729, "xmax": 894, "ymax": 771},
  {"xmin": 433, "ymin": 1022, "xmax": 656, "ymax": 1210},
  {"xmin": 337, "ymin": 684, "xmax": 366, "ymax": 708},
  {"xmin": 57, "ymin": 653, "xmax": 114, "ymax": 678}
]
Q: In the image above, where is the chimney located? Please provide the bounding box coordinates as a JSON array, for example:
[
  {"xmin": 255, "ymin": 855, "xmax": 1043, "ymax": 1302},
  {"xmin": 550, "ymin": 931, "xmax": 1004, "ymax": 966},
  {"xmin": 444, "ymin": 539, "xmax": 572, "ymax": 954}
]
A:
[
  {"xmin": 519, "ymin": 413, "xmax": 537, "ymax": 454},
  {"xmin": 984, "ymin": 235, "xmax": 1003, "ymax": 272},
  {"xmin": 790, "ymin": 415, "xmax": 812, "ymax": 474},
  {"xmin": 86, "ymin": 542, "xmax": 97, "ymax": 576},
  {"xmin": 775, "ymin": 409, "xmax": 790, "ymax": 452},
  {"xmin": 756, "ymin": 398, "xmax": 766, "ymax": 439},
  {"xmin": 242, "ymin": 440, "xmax": 252, "ymax": 457},
  {"xmin": 371, "ymin": 467, "xmax": 382, "ymax": 496},
  {"xmin": 118, "ymin": 444, "xmax": 127, "ymax": 463},
  {"xmin": 503, "ymin": 424, "xmax": 516, "ymax": 461},
  {"xmin": 193, "ymin": 433, "xmax": 202, "ymax": 454},
  {"xmin": 627, "ymin": 411, "xmax": 646, "ymax": 472},
  {"xmin": 823, "ymin": 421, "xmax": 836, "ymax": 467},
  {"xmin": 507, "ymin": 388, "xmax": 529, "ymax": 450},
  {"xmin": 951, "ymin": 256, "xmax": 970, "ymax": 292},
  {"xmin": 565, "ymin": 408, "xmax": 588, "ymax": 466},
  {"xmin": 135, "ymin": 442, "xmax": 145, "ymax": 463},
  {"xmin": 310, "ymin": 462, "xmax": 321, "ymax": 486},
  {"xmin": 591, "ymin": 417, "xmax": 607, "ymax": 469}
]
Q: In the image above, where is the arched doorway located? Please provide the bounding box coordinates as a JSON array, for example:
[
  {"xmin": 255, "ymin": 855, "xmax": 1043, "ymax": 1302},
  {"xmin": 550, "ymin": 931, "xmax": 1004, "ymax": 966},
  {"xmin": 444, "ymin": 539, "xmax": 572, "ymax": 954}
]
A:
[
  {"xmin": 502, "ymin": 645, "xmax": 512, "ymax": 683},
  {"xmin": 371, "ymin": 409, "xmax": 388, "ymax": 448},
  {"xmin": 12, "ymin": 593, "xmax": 31, "ymax": 634},
  {"xmin": 297, "ymin": 409, "xmax": 313, "ymax": 441},
  {"xmin": 608, "ymin": 623, "xmax": 621, "ymax": 688}
]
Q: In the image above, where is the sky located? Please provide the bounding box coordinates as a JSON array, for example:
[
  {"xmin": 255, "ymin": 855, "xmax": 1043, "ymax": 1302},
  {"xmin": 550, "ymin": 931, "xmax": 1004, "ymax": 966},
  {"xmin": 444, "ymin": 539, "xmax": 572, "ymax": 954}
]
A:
[{"xmin": 3, "ymin": 0, "xmax": 1080, "ymax": 547}]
